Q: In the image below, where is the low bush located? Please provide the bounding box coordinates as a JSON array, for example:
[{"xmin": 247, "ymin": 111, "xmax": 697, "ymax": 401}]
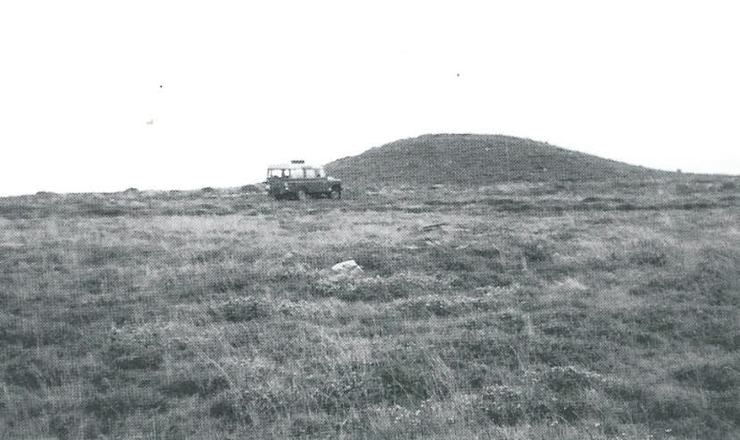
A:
[
  {"xmin": 473, "ymin": 367, "xmax": 609, "ymax": 425},
  {"xmin": 395, "ymin": 294, "xmax": 482, "ymax": 318},
  {"xmin": 49, "ymin": 414, "xmax": 79, "ymax": 440},
  {"xmin": 628, "ymin": 273, "xmax": 683, "ymax": 296},
  {"xmin": 690, "ymin": 246, "xmax": 740, "ymax": 304},
  {"xmin": 710, "ymin": 387, "xmax": 740, "ymax": 427},
  {"xmin": 521, "ymin": 239, "xmax": 554, "ymax": 264},
  {"xmin": 529, "ymin": 337, "xmax": 614, "ymax": 367},
  {"xmin": 675, "ymin": 183, "xmax": 693, "ymax": 195},
  {"xmin": 104, "ymin": 325, "xmax": 164, "ymax": 371},
  {"xmin": 623, "ymin": 303, "xmax": 739, "ymax": 350},
  {"xmin": 627, "ymin": 239, "xmax": 671, "ymax": 267},
  {"xmin": 473, "ymin": 385, "xmax": 525, "ymax": 425},
  {"xmin": 84, "ymin": 386, "xmax": 169, "ymax": 422},
  {"xmin": 1, "ymin": 313, "xmax": 82, "ymax": 348},
  {"xmin": 428, "ymin": 246, "xmax": 479, "ymax": 272},
  {"xmin": 442, "ymin": 329, "xmax": 522, "ymax": 371},
  {"xmin": 468, "ymin": 245, "xmax": 502, "ymax": 260},
  {"xmin": 309, "ymin": 365, "xmax": 383, "ymax": 413},
  {"xmin": 0, "ymin": 314, "xmax": 38, "ymax": 347},
  {"xmin": 459, "ymin": 310, "xmax": 526, "ymax": 334},
  {"xmin": 160, "ymin": 369, "xmax": 230, "ymax": 397},
  {"xmin": 209, "ymin": 393, "xmax": 253, "ymax": 429},
  {"xmin": 240, "ymin": 184, "xmax": 263, "ymax": 193},
  {"xmin": 289, "ymin": 413, "xmax": 334, "ymax": 438},
  {"xmin": 3, "ymin": 353, "xmax": 63, "ymax": 390},
  {"xmin": 719, "ymin": 180, "xmax": 737, "ymax": 191},
  {"xmin": 533, "ymin": 307, "xmax": 589, "ymax": 337},
  {"xmin": 542, "ymin": 365, "xmax": 607, "ymax": 393},
  {"xmin": 312, "ymin": 273, "xmax": 439, "ymax": 302},
  {"xmin": 604, "ymin": 379, "xmax": 725, "ymax": 434},
  {"xmin": 672, "ymin": 360, "xmax": 740, "ymax": 392},
  {"xmin": 638, "ymin": 385, "xmax": 705, "ymax": 422},
  {"xmin": 372, "ymin": 343, "xmax": 454, "ymax": 404},
  {"xmin": 212, "ymin": 296, "xmax": 273, "ymax": 322}
]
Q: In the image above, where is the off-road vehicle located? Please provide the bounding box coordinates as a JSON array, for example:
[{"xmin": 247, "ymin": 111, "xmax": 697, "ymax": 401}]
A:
[{"xmin": 265, "ymin": 160, "xmax": 342, "ymax": 200}]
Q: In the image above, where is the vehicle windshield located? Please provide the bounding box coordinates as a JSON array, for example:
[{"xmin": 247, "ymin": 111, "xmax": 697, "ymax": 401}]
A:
[
  {"xmin": 268, "ymin": 166, "xmax": 323, "ymax": 178},
  {"xmin": 267, "ymin": 169, "xmax": 288, "ymax": 178}
]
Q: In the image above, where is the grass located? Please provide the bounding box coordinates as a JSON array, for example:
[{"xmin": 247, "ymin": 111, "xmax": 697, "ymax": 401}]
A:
[{"xmin": 0, "ymin": 176, "xmax": 738, "ymax": 439}]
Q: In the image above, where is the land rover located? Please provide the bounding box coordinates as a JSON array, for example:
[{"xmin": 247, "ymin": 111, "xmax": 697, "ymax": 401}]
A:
[{"xmin": 265, "ymin": 160, "xmax": 342, "ymax": 200}]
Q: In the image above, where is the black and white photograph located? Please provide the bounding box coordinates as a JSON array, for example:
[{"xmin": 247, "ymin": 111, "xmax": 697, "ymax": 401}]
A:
[{"xmin": 1, "ymin": 1, "xmax": 738, "ymax": 439}]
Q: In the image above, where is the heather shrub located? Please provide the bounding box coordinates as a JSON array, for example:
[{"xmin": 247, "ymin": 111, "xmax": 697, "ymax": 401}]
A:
[
  {"xmin": 473, "ymin": 366, "xmax": 610, "ymax": 425},
  {"xmin": 473, "ymin": 385, "xmax": 525, "ymax": 425},
  {"xmin": 521, "ymin": 239, "xmax": 554, "ymax": 263},
  {"xmin": 710, "ymin": 387, "xmax": 740, "ymax": 427},
  {"xmin": 532, "ymin": 366, "xmax": 610, "ymax": 422},
  {"xmin": 675, "ymin": 183, "xmax": 693, "ymax": 195},
  {"xmin": 541, "ymin": 365, "xmax": 607, "ymax": 393},
  {"xmin": 50, "ymin": 414, "xmax": 81, "ymax": 440},
  {"xmin": 352, "ymin": 245, "xmax": 403, "ymax": 274},
  {"xmin": 628, "ymin": 239, "xmax": 671, "ymax": 267},
  {"xmin": 459, "ymin": 309, "xmax": 526, "ymax": 334},
  {"xmin": 213, "ymin": 296, "xmax": 273, "ymax": 322},
  {"xmin": 690, "ymin": 246, "xmax": 740, "ymax": 304},
  {"xmin": 395, "ymin": 294, "xmax": 481, "ymax": 318},
  {"xmin": 309, "ymin": 365, "xmax": 383, "ymax": 413},
  {"xmin": 240, "ymin": 184, "xmax": 262, "ymax": 193},
  {"xmin": 468, "ymin": 245, "xmax": 502, "ymax": 260},
  {"xmin": 160, "ymin": 368, "xmax": 230, "ymax": 397},
  {"xmin": 84, "ymin": 385, "xmax": 168, "ymax": 422},
  {"xmin": 289, "ymin": 414, "xmax": 334, "ymax": 438},
  {"xmin": 672, "ymin": 360, "xmax": 740, "ymax": 392},
  {"xmin": 638, "ymin": 385, "xmax": 705, "ymax": 422},
  {"xmin": 3, "ymin": 353, "xmax": 63, "ymax": 390},
  {"xmin": 428, "ymin": 246, "xmax": 479, "ymax": 272},
  {"xmin": 209, "ymin": 393, "xmax": 253, "ymax": 429},
  {"xmin": 372, "ymin": 343, "xmax": 454, "ymax": 404},
  {"xmin": 312, "ymin": 272, "xmax": 440, "ymax": 302},
  {"xmin": 371, "ymin": 399, "xmax": 448, "ymax": 436},
  {"xmin": 719, "ymin": 180, "xmax": 737, "ymax": 191},
  {"xmin": 104, "ymin": 325, "xmax": 164, "ymax": 371}
]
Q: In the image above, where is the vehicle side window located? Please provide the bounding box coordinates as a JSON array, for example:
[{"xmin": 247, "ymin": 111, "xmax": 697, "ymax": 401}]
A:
[
  {"xmin": 290, "ymin": 168, "xmax": 304, "ymax": 179},
  {"xmin": 304, "ymin": 168, "xmax": 317, "ymax": 178},
  {"xmin": 317, "ymin": 168, "xmax": 326, "ymax": 178}
]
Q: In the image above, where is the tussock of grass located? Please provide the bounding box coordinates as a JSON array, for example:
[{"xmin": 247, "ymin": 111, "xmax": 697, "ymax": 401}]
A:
[
  {"xmin": 312, "ymin": 272, "xmax": 443, "ymax": 302},
  {"xmin": 211, "ymin": 296, "xmax": 274, "ymax": 322},
  {"xmin": 393, "ymin": 294, "xmax": 507, "ymax": 319}
]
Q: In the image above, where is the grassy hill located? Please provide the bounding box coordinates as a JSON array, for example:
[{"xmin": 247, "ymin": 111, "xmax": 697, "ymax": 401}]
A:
[{"xmin": 326, "ymin": 134, "xmax": 668, "ymax": 187}]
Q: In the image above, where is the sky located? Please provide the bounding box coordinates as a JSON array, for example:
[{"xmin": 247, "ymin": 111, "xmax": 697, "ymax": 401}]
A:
[{"xmin": 1, "ymin": 1, "xmax": 738, "ymax": 196}]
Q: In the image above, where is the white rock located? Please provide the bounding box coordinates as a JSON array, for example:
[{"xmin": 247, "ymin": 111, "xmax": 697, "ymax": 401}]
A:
[{"xmin": 331, "ymin": 259, "xmax": 363, "ymax": 275}]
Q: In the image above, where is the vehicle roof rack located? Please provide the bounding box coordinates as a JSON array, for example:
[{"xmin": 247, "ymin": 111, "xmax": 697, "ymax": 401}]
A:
[{"xmin": 291, "ymin": 160, "xmax": 305, "ymax": 164}]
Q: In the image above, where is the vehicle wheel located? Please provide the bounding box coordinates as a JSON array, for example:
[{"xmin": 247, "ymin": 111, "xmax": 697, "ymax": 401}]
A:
[
  {"xmin": 329, "ymin": 188, "xmax": 341, "ymax": 199},
  {"xmin": 296, "ymin": 190, "xmax": 307, "ymax": 201}
]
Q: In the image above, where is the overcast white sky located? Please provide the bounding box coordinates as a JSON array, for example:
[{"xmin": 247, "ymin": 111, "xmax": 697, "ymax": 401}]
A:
[{"xmin": 1, "ymin": 1, "xmax": 738, "ymax": 196}]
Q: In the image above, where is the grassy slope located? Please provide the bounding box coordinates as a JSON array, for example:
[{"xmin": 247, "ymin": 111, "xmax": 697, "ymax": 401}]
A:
[
  {"xmin": 325, "ymin": 134, "xmax": 670, "ymax": 187},
  {"xmin": 0, "ymin": 176, "xmax": 738, "ymax": 439}
]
